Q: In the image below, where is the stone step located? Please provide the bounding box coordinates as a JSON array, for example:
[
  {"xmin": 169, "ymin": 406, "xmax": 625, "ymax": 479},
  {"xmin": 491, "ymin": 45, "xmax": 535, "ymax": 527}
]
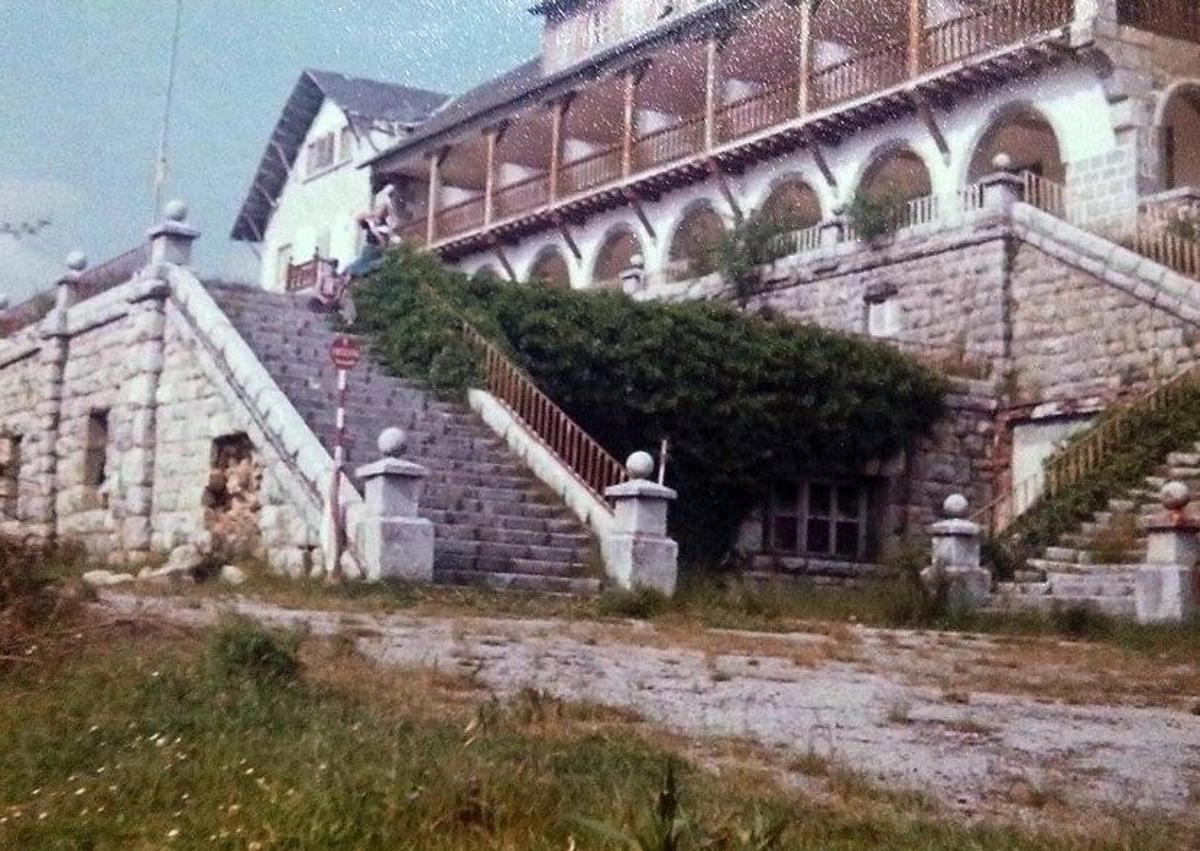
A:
[
  {"xmin": 422, "ymin": 507, "xmax": 583, "ymax": 535},
  {"xmin": 988, "ymin": 593, "xmax": 1136, "ymax": 618},
  {"xmin": 434, "ymin": 537, "xmax": 590, "ymax": 564},
  {"xmin": 1107, "ymin": 498, "xmax": 1137, "ymax": 513},
  {"xmin": 1166, "ymin": 452, "xmax": 1200, "ymax": 468},
  {"xmin": 435, "ymin": 524, "xmax": 592, "ymax": 550},
  {"xmin": 1027, "ymin": 558, "xmax": 1096, "ymax": 575},
  {"xmin": 1042, "ymin": 547, "xmax": 1091, "ymax": 564},
  {"xmin": 435, "ymin": 569, "xmax": 602, "ymax": 595}
]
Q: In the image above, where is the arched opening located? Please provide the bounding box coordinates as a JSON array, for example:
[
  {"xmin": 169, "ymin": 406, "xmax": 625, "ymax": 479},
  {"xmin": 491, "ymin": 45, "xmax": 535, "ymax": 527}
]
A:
[
  {"xmin": 592, "ymin": 229, "xmax": 641, "ymax": 290},
  {"xmin": 470, "ymin": 264, "xmax": 503, "ymax": 283},
  {"xmin": 759, "ymin": 179, "xmax": 823, "ymax": 230},
  {"xmin": 667, "ymin": 203, "xmax": 726, "ymax": 280},
  {"xmin": 1163, "ymin": 87, "xmax": 1200, "ymax": 189},
  {"xmin": 527, "ymin": 247, "xmax": 571, "ymax": 289},
  {"xmin": 967, "ymin": 107, "xmax": 1065, "ymax": 183},
  {"xmin": 857, "ymin": 147, "xmax": 933, "ymax": 207}
]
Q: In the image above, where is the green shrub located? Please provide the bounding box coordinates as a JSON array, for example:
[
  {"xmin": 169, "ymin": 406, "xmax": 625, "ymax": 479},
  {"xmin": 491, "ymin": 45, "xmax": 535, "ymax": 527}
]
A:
[
  {"xmin": 351, "ymin": 249, "xmax": 947, "ymax": 562},
  {"xmin": 846, "ymin": 193, "xmax": 906, "ymax": 241},
  {"xmin": 705, "ymin": 211, "xmax": 796, "ymax": 303},
  {"xmin": 210, "ymin": 619, "xmax": 300, "ymax": 684}
]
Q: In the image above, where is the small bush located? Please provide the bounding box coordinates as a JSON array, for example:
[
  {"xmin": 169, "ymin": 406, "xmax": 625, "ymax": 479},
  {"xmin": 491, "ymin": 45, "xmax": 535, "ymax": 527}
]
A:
[
  {"xmin": 210, "ymin": 620, "xmax": 300, "ymax": 684},
  {"xmin": 598, "ymin": 587, "xmax": 671, "ymax": 620},
  {"xmin": 1050, "ymin": 605, "xmax": 1113, "ymax": 642},
  {"xmin": 846, "ymin": 193, "xmax": 906, "ymax": 241}
]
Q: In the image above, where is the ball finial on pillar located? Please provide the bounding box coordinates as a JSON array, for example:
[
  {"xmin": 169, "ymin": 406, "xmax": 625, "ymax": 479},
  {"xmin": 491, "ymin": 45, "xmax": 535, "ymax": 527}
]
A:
[
  {"xmin": 377, "ymin": 427, "xmax": 407, "ymax": 458},
  {"xmin": 943, "ymin": 493, "xmax": 969, "ymax": 519},
  {"xmin": 626, "ymin": 451, "xmax": 655, "ymax": 481},
  {"xmin": 991, "ymin": 152, "xmax": 1014, "ymax": 172},
  {"xmin": 65, "ymin": 251, "xmax": 89, "ymax": 273},
  {"xmin": 164, "ymin": 199, "xmax": 188, "ymax": 223},
  {"xmin": 1160, "ymin": 480, "xmax": 1191, "ymax": 513}
]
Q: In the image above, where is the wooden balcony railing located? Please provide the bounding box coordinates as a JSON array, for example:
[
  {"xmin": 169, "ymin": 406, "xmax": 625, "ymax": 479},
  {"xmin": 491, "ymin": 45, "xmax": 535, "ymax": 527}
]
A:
[
  {"xmin": 633, "ymin": 115, "xmax": 706, "ymax": 171},
  {"xmin": 1119, "ymin": 0, "xmax": 1200, "ymax": 43},
  {"xmin": 460, "ymin": 322, "xmax": 627, "ymax": 504},
  {"xmin": 559, "ymin": 145, "xmax": 623, "ymax": 197},
  {"xmin": 435, "ymin": 196, "xmax": 485, "ymax": 239},
  {"xmin": 399, "ymin": 217, "xmax": 427, "ymax": 244},
  {"xmin": 1022, "ymin": 171, "xmax": 1067, "ymax": 218},
  {"xmin": 925, "ymin": 0, "xmax": 1073, "ymax": 69},
  {"xmin": 286, "ymin": 256, "xmax": 339, "ymax": 293},
  {"xmin": 810, "ymin": 40, "xmax": 907, "ymax": 110},
  {"xmin": 497, "ymin": 173, "xmax": 551, "ymax": 219},
  {"xmin": 717, "ymin": 79, "xmax": 800, "ymax": 144},
  {"xmin": 1129, "ymin": 221, "xmax": 1200, "ymax": 280}
]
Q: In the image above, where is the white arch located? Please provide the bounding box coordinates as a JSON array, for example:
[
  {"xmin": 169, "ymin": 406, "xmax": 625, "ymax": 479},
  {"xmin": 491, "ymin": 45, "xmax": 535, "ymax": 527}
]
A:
[
  {"xmin": 749, "ymin": 172, "xmax": 827, "ymax": 223},
  {"xmin": 956, "ymin": 100, "xmax": 1067, "ymax": 189},
  {"xmin": 586, "ymin": 223, "xmax": 645, "ymax": 289},
  {"xmin": 850, "ymin": 140, "xmax": 935, "ymax": 202},
  {"xmin": 524, "ymin": 243, "xmax": 573, "ymax": 288},
  {"xmin": 1153, "ymin": 78, "xmax": 1200, "ymax": 126}
]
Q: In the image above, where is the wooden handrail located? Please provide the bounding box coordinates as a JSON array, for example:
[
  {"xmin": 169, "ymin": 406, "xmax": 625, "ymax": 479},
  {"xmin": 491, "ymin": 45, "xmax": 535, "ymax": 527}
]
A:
[{"xmin": 459, "ymin": 322, "xmax": 627, "ymax": 506}]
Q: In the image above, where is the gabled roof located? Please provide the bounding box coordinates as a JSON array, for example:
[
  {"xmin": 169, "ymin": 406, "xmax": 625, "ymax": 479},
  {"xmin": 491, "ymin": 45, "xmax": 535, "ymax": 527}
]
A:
[{"xmin": 231, "ymin": 70, "xmax": 447, "ymax": 243}]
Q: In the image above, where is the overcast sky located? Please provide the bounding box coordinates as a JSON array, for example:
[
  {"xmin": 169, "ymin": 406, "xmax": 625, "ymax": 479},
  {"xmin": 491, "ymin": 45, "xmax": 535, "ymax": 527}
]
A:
[{"xmin": 0, "ymin": 0, "xmax": 539, "ymax": 303}]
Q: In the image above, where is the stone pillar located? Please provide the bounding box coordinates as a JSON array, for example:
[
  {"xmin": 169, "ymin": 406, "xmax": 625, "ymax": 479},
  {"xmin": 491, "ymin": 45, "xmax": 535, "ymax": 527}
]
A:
[
  {"xmin": 1136, "ymin": 482, "xmax": 1198, "ymax": 624},
  {"xmin": 354, "ymin": 427, "xmax": 434, "ymax": 583},
  {"xmin": 147, "ymin": 200, "xmax": 199, "ymax": 266},
  {"xmin": 603, "ymin": 451, "xmax": 679, "ymax": 596},
  {"xmin": 819, "ymin": 212, "xmax": 848, "ymax": 248},
  {"xmin": 980, "ymin": 154, "xmax": 1025, "ymax": 211},
  {"xmin": 620, "ymin": 254, "xmax": 645, "ymax": 294},
  {"xmin": 29, "ymin": 252, "xmax": 87, "ymax": 543},
  {"xmin": 921, "ymin": 494, "xmax": 991, "ymax": 610}
]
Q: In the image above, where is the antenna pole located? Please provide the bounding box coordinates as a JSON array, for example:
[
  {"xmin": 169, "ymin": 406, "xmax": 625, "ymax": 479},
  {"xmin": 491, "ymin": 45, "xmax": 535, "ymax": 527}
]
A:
[{"xmin": 154, "ymin": 0, "xmax": 184, "ymax": 220}]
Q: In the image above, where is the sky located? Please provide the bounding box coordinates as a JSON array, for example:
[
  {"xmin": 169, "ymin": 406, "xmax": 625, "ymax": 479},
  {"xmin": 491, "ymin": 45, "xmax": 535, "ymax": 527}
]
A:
[{"xmin": 0, "ymin": 0, "xmax": 540, "ymax": 303}]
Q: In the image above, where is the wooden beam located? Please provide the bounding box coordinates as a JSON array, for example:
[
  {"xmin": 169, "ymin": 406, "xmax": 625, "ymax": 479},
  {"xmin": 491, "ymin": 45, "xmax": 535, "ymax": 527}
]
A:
[
  {"xmin": 706, "ymin": 159, "xmax": 743, "ymax": 224},
  {"xmin": 911, "ymin": 91, "xmax": 950, "ymax": 162},
  {"xmin": 552, "ymin": 213, "xmax": 583, "ymax": 260},
  {"xmin": 804, "ymin": 133, "xmax": 838, "ymax": 190},
  {"xmin": 237, "ymin": 211, "xmax": 264, "ymax": 243},
  {"xmin": 622, "ymin": 69, "xmax": 638, "ymax": 178},
  {"xmin": 426, "ymin": 147, "xmax": 447, "ymax": 245},
  {"xmin": 490, "ymin": 237, "xmax": 518, "ymax": 282},
  {"xmin": 798, "ymin": 0, "xmax": 812, "ymax": 117},
  {"xmin": 484, "ymin": 129, "xmax": 499, "ymax": 226},
  {"xmin": 270, "ymin": 142, "xmax": 292, "ymax": 170},
  {"xmin": 251, "ymin": 181, "xmax": 278, "ymax": 210},
  {"xmin": 621, "ymin": 188, "xmax": 657, "ymax": 240},
  {"xmin": 907, "ymin": 0, "xmax": 926, "ymax": 77},
  {"xmin": 704, "ymin": 36, "xmax": 722, "ymax": 151}
]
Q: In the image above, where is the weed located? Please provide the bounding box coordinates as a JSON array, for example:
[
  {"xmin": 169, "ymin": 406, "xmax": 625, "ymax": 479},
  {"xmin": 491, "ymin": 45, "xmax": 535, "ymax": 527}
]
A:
[
  {"xmin": 599, "ymin": 587, "xmax": 670, "ymax": 619},
  {"xmin": 885, "ymin": 697, "xmax": 913, "ymax": 725},
  {"xmin": 209, "ymin": 619, "xmax": 300, "ymax": 684}
]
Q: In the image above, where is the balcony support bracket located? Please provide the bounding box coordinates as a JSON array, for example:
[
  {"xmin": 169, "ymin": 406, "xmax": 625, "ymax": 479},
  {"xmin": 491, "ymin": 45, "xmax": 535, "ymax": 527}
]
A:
[
  {"xmin": 803, "ymin": 134, "xmax": 838, "ymax": 191},
  {"xmin": 705, "ymin": 159, "xmax": 743, "ymax": 225},
  {"xmin": 622, "ymin": 188, "xmax": 657, "ymax": 241},
  {"xmin": 488, "ymin": 236, "xmax": 518, "ymax": 283},
  {"xmin": 910, "ymin": 90, "xmax": 951, "ymax": 164},
  {"xmin": 552, "ymin": 213, "xmax": 583, "ymax": 261}
]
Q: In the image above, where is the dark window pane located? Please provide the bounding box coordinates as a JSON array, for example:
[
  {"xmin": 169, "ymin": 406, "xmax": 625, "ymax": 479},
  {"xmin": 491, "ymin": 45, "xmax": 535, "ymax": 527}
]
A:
[
  {"xmin": 808, "ymin": 483, "xmax": 831, "ymax": 516},
  {"xmin": 835, "ymin": 521, "xmax": 860, "ymax": 558},
  {"xmin": 806, "ymin": 519, "xmax": 830, "ymax": 554},
  {"xmin": 837, "ymin": 485, "xmax": 861, "ymax": 519},
  {"xmin": 773, "ymin": 517, "xmax": 798, "ymax": 552}
]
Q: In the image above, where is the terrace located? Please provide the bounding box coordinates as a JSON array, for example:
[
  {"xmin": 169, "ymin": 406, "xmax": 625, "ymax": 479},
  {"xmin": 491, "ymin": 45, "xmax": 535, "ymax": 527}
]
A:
[{"xmin": 376, "ymin": 0, "xmax": 1094, "ymax": 260}]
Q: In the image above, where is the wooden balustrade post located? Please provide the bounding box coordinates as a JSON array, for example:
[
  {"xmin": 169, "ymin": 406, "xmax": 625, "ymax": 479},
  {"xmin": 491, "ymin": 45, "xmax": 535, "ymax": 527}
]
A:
[
  {"xmin": 426, "ymin": 147, "xmax": 447, "ymax": 245},
  {"xmin": 907, "ymin": 0, "xmax": 927, "ymax": 76},
  {"xmin": 797, "ymin": 0, "xmax": 812, "ymax": 116},
  {"xmin": 622, "ymin": 68, "xmax": 638, "ymax": 178},
  {"xmin": 704, "ymin": 36, "xmax": 723, "ymax": 151},
  {"xmin": 483, "ymin": 127, "xmax": 499, "ymax": 226}
]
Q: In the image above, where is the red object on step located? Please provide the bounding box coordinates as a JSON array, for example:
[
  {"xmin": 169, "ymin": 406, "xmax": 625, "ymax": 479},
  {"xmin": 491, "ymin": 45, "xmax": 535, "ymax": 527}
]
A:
[{"xmin": 329, "ymin": 336, "xmax": 362, "ymax": 371}]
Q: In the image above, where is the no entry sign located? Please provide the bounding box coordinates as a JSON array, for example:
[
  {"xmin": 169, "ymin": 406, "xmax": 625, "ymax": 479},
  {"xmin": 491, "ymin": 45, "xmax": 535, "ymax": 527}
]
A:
[{"xmin": 329, "ymin": 335, "xmax": 362, "ymax": 371}]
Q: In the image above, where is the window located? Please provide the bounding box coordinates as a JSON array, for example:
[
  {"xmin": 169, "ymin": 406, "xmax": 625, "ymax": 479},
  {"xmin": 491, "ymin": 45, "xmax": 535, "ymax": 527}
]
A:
[
  {"xmin": 306, "ymin": 133, "xmax": 336, "ymax": 175},
  {"xmin": 865, "ymin": 284, "xmax": 900, "ymax": 339},
  {"xmin": 84, "ymin": 410, "xmax": 109, "ymax": 492},
  {"xmin": 768, "ymin": 480, "xmax": 868, "ymax": 560},
  {"xmin": 0, "ymin": 433, "xmax": 21, "ymax": 518},
  {"xmin": 339, "ymin": 126, "xmax": 356, "ymax": 163}
]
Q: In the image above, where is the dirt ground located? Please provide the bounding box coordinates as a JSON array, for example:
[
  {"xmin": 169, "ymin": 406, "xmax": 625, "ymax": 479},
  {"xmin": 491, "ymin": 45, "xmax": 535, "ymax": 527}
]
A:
[{"xmin": 97, "ymin": 591, "xmax": 1200, "ymax": 827}]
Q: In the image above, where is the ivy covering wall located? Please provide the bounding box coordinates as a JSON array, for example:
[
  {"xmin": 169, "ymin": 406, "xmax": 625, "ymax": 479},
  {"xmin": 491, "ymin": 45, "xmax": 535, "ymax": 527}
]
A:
[{"xmin": 351, "ymin": 249, "xmax": 947, "ymax": 561}]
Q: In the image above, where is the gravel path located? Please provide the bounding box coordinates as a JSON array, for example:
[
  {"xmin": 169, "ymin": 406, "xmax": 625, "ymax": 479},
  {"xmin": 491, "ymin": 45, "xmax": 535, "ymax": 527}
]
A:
[{"xmin": 98, "ymin": 592, "xmax": 1200, "ymax": 822}]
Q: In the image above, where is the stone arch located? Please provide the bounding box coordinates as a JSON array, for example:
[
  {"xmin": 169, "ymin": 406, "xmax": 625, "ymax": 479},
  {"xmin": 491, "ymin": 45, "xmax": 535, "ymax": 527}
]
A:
[
  {"xmin": 1159, "ymin": 83, "xmax": 1200, "ymax": 190},
  {"xmin": 666, "ymin": 200, "xmax": 727, "ymax": 280},
  {"xmin": 757, "ymin": 176, "xmax": 823, "ymax": 229},
  {"xmin": 527, "ymin": 245, "xmax": 572, "ymax": 289},
  {"xmin": 470, "ymin": 263, "xmax": 503, "ymax": 282},
  {"xmin": 855, "ymin": 143, "xmax": 933, "ymax": 207},
  {"xmin": 965, "ymin": 103, "xmax": 1065, "ymax": 184},
  {"xmin": 590, "ymin": 225, "xmax": 643, "ymax": 290}
]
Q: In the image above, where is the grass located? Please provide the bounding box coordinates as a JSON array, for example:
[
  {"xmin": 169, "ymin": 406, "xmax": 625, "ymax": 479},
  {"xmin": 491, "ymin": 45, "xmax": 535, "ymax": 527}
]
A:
[{"xmin": 0, "ymin": 616, "xmax": 1193, "ymax": 850}]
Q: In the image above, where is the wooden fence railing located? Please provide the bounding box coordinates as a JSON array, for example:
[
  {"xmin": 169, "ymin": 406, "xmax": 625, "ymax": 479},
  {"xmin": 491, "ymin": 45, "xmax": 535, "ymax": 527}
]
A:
[
  {"xmin": 633, "ymin": 115, "xmax": 706, "ymax": 171},
  {"xmin": 1022, "ymin": 171, "xmax": 1067, "ymax": 218},
  {"xmin": 1129, "ymin": 221, "xmax": 1200, "ymax": 281},
  {"xmin": 497, "ymin": 173, "xmax": 550, "ymax": 219},
  {"xmin": 1119, "ymin": 0, "xmax": 1200, "ymax": 43},
  {"xmin": 435, "ymin": 196, "xmax": 485, "ymax": 239},
  {"xmin": 717, "ymin": 79, "xmax": 800, "ymax": 144},
  {"xmin": 560, "ymin": 145, "xmax": 623, "ymax": 197},
  {"xmin": 811, "ymin": 40, "xmax": 907, "ymax": 110},
  {"xmin": 924, "ymin": 0, "xmax": 1073, "ymax": 69},
  {"xmin": 460, "ymin": 322, "xmax": 627, "ymax": 505}
]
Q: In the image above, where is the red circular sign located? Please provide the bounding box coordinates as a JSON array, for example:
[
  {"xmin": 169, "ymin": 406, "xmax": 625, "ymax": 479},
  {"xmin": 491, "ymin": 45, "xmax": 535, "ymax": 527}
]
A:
[{"xmin": 329, "ymin": 336, "xmax": 363, "ymax": 370}]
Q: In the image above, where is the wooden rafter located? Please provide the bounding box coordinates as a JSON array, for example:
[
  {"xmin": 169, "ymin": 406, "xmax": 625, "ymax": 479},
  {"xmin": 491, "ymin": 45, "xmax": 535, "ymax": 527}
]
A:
[
  {"xmin": 706, "ymin": 159, "xmax": 743, "ymax": 224},
  {"xmin": 621, "ymin": 188, "xmax": 657, "ymax": 241}
]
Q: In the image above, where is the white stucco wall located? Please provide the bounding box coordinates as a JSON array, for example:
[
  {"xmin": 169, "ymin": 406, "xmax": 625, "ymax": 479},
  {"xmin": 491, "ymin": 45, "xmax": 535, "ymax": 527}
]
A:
[
  {"xmin": 454, "ymin": 62, "xmax": 1118, "ymax": 289},
  {"xmin": 259, "ymin": 100, "xmax": 379, "ymax": 291}
]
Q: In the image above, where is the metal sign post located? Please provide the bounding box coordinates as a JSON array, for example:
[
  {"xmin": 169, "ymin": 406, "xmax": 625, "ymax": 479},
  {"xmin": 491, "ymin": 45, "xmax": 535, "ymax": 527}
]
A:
[{"xmin": 327, "ymin": 336, "xmax": 362, "ymax": 582}]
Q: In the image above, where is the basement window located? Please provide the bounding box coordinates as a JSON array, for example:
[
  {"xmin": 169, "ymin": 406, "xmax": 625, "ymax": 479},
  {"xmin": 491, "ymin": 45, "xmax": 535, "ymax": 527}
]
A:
[
  {"xmin": 84, "ymin": 409, "xmax": 110, "ymax": 492},
  {"xmin": 768, "ymin": 480, "xmax": 869, "ymax": 561},
  {"xmin": 864, "ymin": 283, "xmax": 901, "ymax": 339},
  {"xmin": 0, "ymin": 433, "xmax": 21, "ymax": 518}
]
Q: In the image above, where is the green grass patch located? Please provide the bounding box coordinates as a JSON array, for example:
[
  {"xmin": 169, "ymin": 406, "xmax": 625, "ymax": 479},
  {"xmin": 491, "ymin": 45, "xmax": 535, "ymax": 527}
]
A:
[{"xmin": 0, "ymin": 619, "xmax": 1190, "ymax": 850}]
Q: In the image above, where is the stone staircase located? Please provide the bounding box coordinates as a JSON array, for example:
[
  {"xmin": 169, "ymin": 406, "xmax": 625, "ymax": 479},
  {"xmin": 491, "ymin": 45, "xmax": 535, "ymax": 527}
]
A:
[
  {"xmin": 990, "ymin": 447, "xmax": 1200, "ymax": 617},
  {"xmin": 204, "ymin": 282, "xmax": 600, "ymax": 593}
]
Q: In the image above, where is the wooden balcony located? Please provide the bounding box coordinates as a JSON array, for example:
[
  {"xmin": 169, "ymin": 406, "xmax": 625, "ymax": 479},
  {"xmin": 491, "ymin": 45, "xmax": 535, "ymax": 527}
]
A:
[
  {"xmin": 425, "ymin": 0, "xmax": 1076, "ymax": 254},
  {"xmin": 1119, "ymin": 0, "xmax": 1200, "ymax": 43},
  {"xmin": 286, "ymin": 256, "xmax": 338, "ymax": 293}
]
